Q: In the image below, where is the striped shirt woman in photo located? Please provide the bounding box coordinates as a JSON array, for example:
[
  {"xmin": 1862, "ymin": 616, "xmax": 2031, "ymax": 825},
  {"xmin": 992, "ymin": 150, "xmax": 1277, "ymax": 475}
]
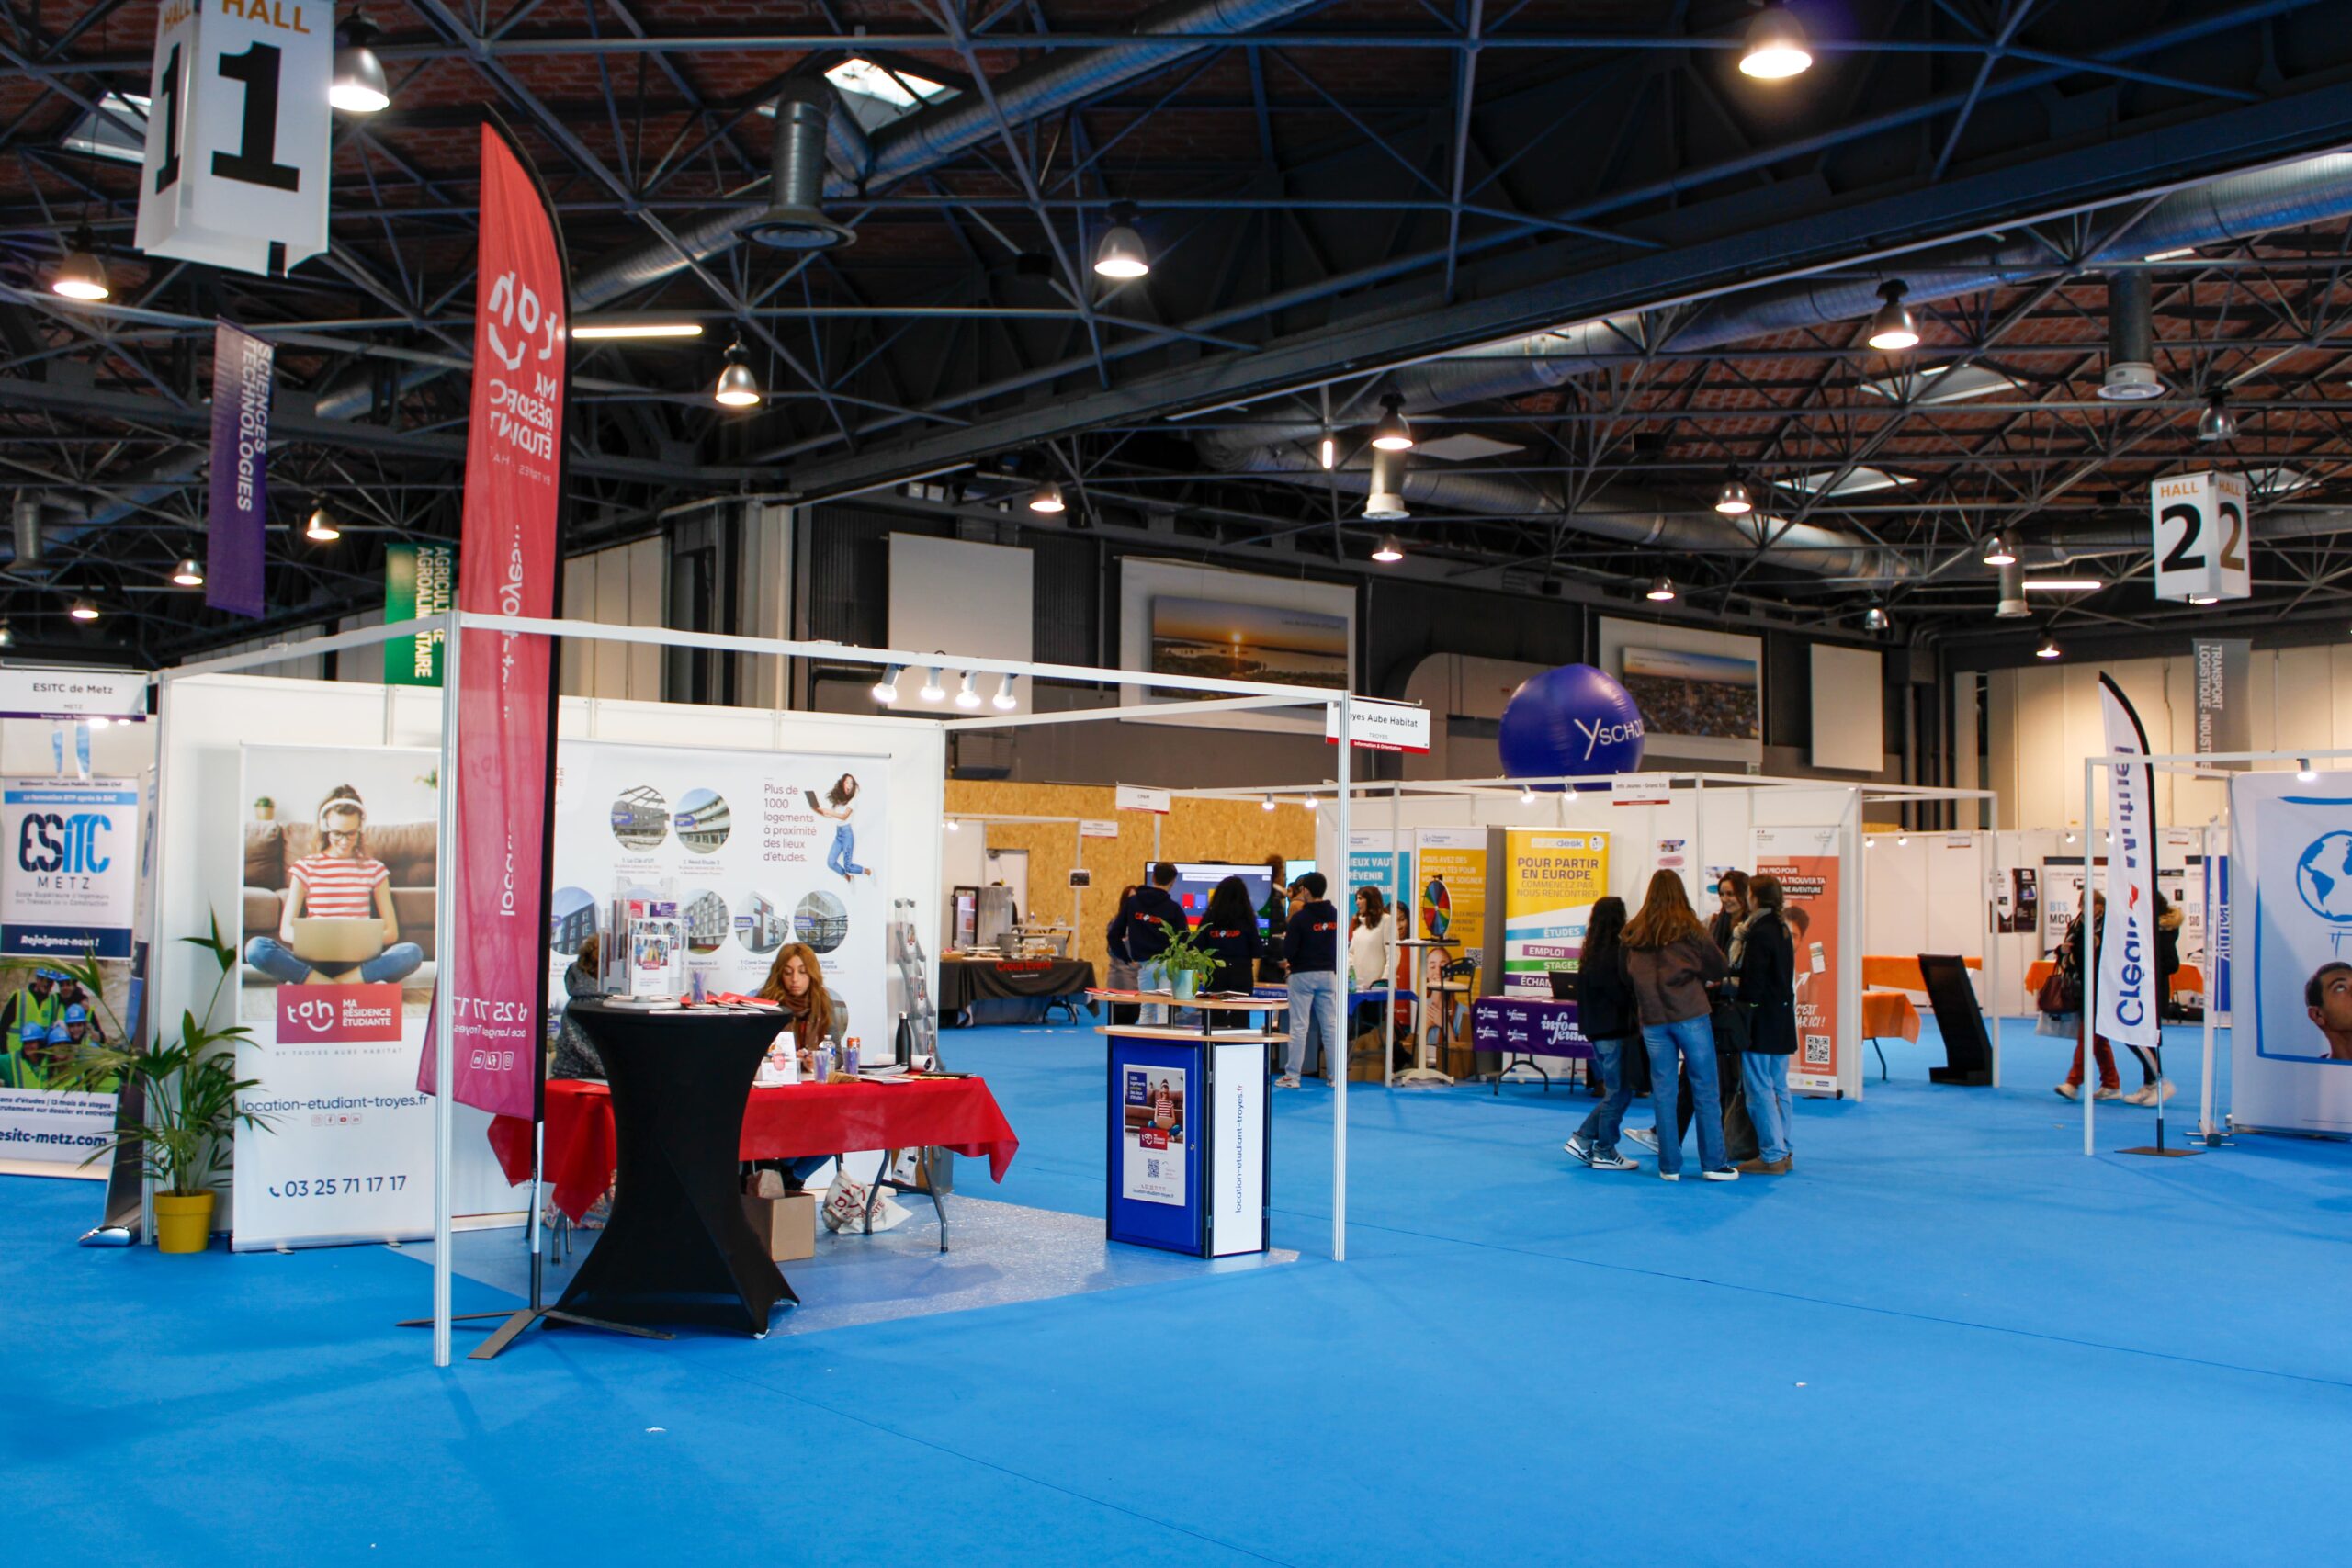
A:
[{"xmin": 243, "ymin": 786, "xmax": 425, "ymax": 988}]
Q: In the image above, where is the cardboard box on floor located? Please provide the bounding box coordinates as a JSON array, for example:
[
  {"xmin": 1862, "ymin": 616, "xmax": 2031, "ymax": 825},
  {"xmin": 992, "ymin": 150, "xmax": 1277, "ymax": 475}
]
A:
[{"xmin": 742, "ymin": 1193, "xmax": 816, "ymax": 1261}]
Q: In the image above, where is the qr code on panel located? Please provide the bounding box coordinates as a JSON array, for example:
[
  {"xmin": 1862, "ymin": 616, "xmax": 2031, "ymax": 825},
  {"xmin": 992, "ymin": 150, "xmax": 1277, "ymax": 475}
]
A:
[
  {"xmin": 1803, "ymin": 1034, "xmax": 1832, "ymax": 1067},
  {"xmin": 1147, "ymin": 1158, "xmax": 1161, "ymax": 1179}
]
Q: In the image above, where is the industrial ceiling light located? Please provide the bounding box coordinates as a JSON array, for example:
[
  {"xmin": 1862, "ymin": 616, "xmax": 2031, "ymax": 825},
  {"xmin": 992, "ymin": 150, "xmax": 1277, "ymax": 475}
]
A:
[
  {"xmin": 871, "ymin": 665, "xmax": 903, "ymax": 705},
  {"xmin": 1866, "ymin": 281, "xmax": 1919, "ymax": 353},
  {"xmin": 1261, "ymin": 794, "xmax": 1277, "ymax": 812},
  {"xmin": 2022, "ymin": 578, "xmax": 2105, "ymax": 592},
  {"xmin": 2197, "ymin": 391, "xmax": 2238, "ymax": 443},
  {"xmin": 68, "ymin": 596, "xmax": 98, "ymax": 622},
  {"xmin": 1861, "ymin": 605, "xmax": 1890, "ymax": 632},
  {"xmin": 48, "ymin": 228, "xmax": 108, "ymax": 301},
  {"xmin": 1372, "ymin": 535, "xmax": 1405, "ymax": 563},
  {"xmin": 1645, "ymin": 574, "xmax": 1677, "ymax": 602},
  {"xmin": 305, "ymin": 506, "xmax": 340, "ymax": 542},
  {"xmin": 571, "ymin": 321, "xmax": 704, "ymax": 341},
  {"xmin": 1737, "ymin": 6, "xmax": 1813, "ymax": 79},
  {"xmin": 918, "ymin": 666, "xmax": 944, "ymax": 703},
  {"xmin": 713, "ymin": 339, "xmax": 761, "ymax": 408},
  {"xmin": 955, "ymin": 671, "xmax": 981, "ymax": 709},
  {"xmin": 1521, "ymin": 784, "xmax": 1538, "ymax": 805},
  {"xmin": 1714, "ymin": 470, "xmax": 1754, "ymax": 515},
  {"xmin": 171, "ymin": 558, "xmax": 204, "ymax": 587},
  {"xmin": 1369, "ymin": 394, "xmax": 1414, "ymax": 452},
  {"xmin": 991, "ymin": 673, "xmax": 1017, "ymax": 711},
  {"xmin": 1364, "ymin": 444, "xmax": 1409, "ymax": 521},
  {"xmin": 1994, "ymin": 559, "xmax": 2030, "ymax": 618},
  {"xmin": 330, "ymin": 15, "xmax": 391, "ymax": 114},
  {"xmin": 1318, "ymin": 431, "xmax": 1337, "ymax": 470},
  {"xmin": 1092, "ymin": 205, "xmax": 1149, "ymax": 280},
  {"xmin": 2098, "ymin": 269, "xmax": 2165, "ymax": 401},
  {"xmin": 0, "ymin": 623, "xmax": 13, "ymax": 649},
  {"xmin": 2035, "ymin": 637, "xmax": 2061, "ymax": 660},
  {"xmin": 1301, "ymin": 795, "xmax": 1317, "ymax": 811},
  {"xmin": 1027, "ymin": 479, "xmax": 1065, "ymax": 514},
  {"xmin": 1981, "ymin": 533, "xmax": 2017, "ymax": 567},
  {"xmin": 2186, "ymin": 593, "xmax": 2219, "ymax": 605},
  {"xmin": 2297, "ymin": 758, "xmax": 2318, "ymax": 782}
]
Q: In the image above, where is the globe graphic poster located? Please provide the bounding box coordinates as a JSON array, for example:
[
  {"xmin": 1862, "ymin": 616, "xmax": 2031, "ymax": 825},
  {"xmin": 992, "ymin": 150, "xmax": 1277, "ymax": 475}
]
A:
[{"xmin": 2295, "ymin": 831, "xmax": 2352, "ymax": 924}]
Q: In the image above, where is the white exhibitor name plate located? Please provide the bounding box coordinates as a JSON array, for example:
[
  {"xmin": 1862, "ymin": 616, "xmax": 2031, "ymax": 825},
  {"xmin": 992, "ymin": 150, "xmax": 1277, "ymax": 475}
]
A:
[
  {"xmin": 1323, "ymin": 698, "xmax": 1430, "ymax": 753},
  {"xmin": 0, "ymin": 668, "xmax": 148, "ymax": 723}
]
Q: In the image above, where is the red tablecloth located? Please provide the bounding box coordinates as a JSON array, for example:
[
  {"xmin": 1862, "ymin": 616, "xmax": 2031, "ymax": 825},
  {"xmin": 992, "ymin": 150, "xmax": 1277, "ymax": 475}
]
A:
[{"xmin": 490, "ymin": 1076, "xmax": 1021, "ymax": 1223}]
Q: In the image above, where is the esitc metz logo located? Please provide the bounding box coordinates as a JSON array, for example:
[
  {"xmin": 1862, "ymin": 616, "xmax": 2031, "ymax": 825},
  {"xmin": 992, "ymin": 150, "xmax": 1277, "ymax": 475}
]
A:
[
  {"xmin": 17, "ymin": 810, "xmax": 111, "ymax": 886},
  {"xmin": 278, "ymin": 983, "xmax": 402, "ymax": 1044}
]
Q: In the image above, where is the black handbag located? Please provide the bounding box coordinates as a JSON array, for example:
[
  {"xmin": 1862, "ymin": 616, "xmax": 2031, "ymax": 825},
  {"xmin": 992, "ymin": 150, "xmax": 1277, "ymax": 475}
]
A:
[{"xmin": 1709, "ymin": 996, "xmax": 1753, "ymax": 1054}]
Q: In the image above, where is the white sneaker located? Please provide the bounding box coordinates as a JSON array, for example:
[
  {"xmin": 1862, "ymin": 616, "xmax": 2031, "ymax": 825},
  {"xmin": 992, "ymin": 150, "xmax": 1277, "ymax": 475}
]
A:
[
  {"xmin": 2053, "ymin": 1083, "xmax": 2079, "ymax": 1100},
  {"xmin": 1657, "ymin": 1168, "xmax": 1680, "ymax": 1182},
  {"xmin": 1589, "ymin": 1151, "xmax": 1642, "ymax": 1172},
  {"xmin": 1564, "ymin": 1134, "xmax": 1595, "ymax": 1165},
  {"xmin": 2154, "ymin": 1078, "xmax": 2177, "ymax": 1103},
  {"xmin": 2121, "ymin": 1085, "xmax": 2155, "ymax": 1106},
  {"xmin": 1624, "ymin": 1127, "xmax": 1661, "ymax": 1153},
  {"xmin": 1701, "ymin": 1165, "xmax": 1741, "ymax": 1182},
  {"xmin": 1275, "ymin": 1075, "xmax": 1302, "ymax": 1089},
  {"xmin": 2092, "ymin": 1086, "xmax": 2122, "ymax": 1101}
]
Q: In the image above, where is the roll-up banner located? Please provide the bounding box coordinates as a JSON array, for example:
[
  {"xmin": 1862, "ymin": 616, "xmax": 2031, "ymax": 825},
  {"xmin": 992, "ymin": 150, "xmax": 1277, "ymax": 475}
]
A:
[
  {"xmin": 418, "ymin": 121, "xmax": 568, "ymax": 1121},
  {"xmin": 1499, "ymin": 829, "xmax": 1609, "ymax": 997},
  {"xmin": 2228, "ymin": 770, "xmax": 2352, "ymax": 1134},
  {"xmin": 1413, "ymin": 828, "xmax": 1488, "ymax": 955},
  {"xmin": 2192, "ymin": 638, "xmax": 2252, "ymax": 761},
  {"xmin": 206, "ymin": 321, "xmax": 271, "ymax": 618},
  {"xmin": 2094, "ymin": 675, "xmax": 2162, "ymax": 1051},
  {"xmin": 236, "ymin": 744, "xmax": 440, "ymax": 1247},
  {"xmin": 1, "ymin": 779, "xmax": 139, "ymax": 959},
  {"xmin": 1752, "ymin": 825, "xmax": 1846, "ymax": 1097}
]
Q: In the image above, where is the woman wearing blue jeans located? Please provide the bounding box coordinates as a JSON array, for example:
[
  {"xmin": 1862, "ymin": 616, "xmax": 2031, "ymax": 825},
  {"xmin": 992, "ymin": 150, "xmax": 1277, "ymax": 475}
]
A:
[
  {"xmin": 1563, "ymin": 897, "xmax": 1643, "ymax": 1171},
  {"xmin": 1730, "ymin": 875, "xmax": 1796, "ymax": 1175},
  {"xmin": 814, "ymin": 773, "xmax": 871, "ymax": 882},
  {"xmin": 1620, "ymin": 869, "xmax": 1737, "ymax": 1181}
]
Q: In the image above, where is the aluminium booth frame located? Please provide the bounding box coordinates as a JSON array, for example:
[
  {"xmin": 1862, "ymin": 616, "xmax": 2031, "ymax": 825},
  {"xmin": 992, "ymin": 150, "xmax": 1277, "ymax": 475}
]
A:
[
  {"xmin": 1170, "ymin": 771, "xmax": 2000, "ymax": 1092},
  {"xmin": 154, "ymin": 609, "xmax": 1368, "ymax": 1368}
]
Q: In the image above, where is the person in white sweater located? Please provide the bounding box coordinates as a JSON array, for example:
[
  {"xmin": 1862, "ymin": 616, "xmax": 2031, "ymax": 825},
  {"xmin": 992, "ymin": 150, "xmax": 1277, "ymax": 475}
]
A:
[{"xmin": 1349, "ymin": 885, "xmax": 1397, "ymax": 990}]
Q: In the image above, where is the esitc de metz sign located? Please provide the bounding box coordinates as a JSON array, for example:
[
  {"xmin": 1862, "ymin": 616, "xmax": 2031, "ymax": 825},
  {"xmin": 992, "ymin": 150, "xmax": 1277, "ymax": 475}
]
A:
[{"xmin": 0, "ymin": 669, "xmax": 147, "ymax": 725}]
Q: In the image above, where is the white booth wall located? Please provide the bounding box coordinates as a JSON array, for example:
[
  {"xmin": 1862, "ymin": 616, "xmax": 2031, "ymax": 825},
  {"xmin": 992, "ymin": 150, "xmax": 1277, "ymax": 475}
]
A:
[{"xmin": 156, "ymin": 671, "xmax": 946, "ymax": 1225}]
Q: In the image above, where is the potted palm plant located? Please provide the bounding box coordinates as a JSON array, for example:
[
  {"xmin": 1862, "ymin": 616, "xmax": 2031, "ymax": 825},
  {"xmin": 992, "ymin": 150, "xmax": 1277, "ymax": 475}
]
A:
[
  {"xmin": 1156, "ymin": 924, "xmax": 1221, "ymax": 1002},
  {"xmin": 22, "ymin": 916, "xmax": 271, "ymax": 1253}
]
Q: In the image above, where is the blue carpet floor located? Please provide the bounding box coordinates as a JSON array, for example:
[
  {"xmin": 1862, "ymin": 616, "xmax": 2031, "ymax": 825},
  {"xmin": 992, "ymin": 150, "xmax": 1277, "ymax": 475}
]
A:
[{"xmin": 6, "ymin": 1017, "xmax": 2348, "ymax": 1567}]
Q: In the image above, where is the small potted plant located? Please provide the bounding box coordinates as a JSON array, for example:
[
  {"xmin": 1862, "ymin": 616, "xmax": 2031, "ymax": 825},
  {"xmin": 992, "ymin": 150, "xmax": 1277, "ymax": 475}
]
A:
[
  {"xmin": 253, "ymin": 795, "xmax": 275, "ymax": 823},
  {"xmin": 31, "ymin": 917, "xmax": 272, "ymax": 1253},
  {"xmin": 1156, "ymin": 925, "xmax": 1221, "ymax": 1002}
]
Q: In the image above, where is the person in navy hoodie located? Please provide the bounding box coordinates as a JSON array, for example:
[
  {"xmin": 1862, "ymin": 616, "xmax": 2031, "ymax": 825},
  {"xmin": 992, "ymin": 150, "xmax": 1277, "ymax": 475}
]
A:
[
  {"xmin": 1280, "ymin": 873, "xmax": 1341, "ymax": 1087},
  {"xmin": 1112, "ymin": 862, "xmax": 1188, "ymax": 1024},
  {"xmin": 1194, "ymin": 875, "xmax": 1264, "ymax": 996}
]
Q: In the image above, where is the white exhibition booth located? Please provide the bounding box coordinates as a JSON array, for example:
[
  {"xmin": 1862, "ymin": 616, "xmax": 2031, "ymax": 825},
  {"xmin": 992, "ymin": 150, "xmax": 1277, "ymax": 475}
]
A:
[{"xmin": 146, "ymin": 611, "xmax": 1365, "ymax": 1365}]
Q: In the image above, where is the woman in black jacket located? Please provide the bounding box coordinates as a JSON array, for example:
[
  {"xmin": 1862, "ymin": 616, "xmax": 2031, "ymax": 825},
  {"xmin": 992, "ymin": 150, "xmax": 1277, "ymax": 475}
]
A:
[
  {"xmin": 1563, "ymin": 897, "xmax": 1643, "ymax": 1171},
  {"xmin": 1730, "ymin": 875, "xmax": 1796, "ymax": 1174},
  {"xmin": 1195, "ymin": 875, "xmax": 1264, "ymax": 996}
]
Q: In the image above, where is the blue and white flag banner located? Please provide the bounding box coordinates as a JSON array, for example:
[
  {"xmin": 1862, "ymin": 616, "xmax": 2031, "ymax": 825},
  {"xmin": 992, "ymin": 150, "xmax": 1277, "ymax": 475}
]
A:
[{"xmin": 2094, "ymin": 676, "xmax": 2162, "ymax": 1049}]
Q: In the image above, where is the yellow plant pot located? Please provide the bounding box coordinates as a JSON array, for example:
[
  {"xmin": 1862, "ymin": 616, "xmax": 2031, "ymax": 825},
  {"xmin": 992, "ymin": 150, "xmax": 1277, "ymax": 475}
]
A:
[{"xmin": 153, "ymin": 1191, "xmax": 215, "ymax": 1254}]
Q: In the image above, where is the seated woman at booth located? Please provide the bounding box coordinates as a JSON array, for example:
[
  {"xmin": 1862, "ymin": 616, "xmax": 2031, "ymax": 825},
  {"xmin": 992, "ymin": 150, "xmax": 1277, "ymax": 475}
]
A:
[
  {"xmin": 551, "ymin": 934, "xmax": 605, "ymax": 1081},
  {"xmin": 1195, "ymin": 875, "xmax": 1263, "ymax": 995},
  {"xmin": 746, "ymin": 942, "xmax": 849, "ymax": 1197}
]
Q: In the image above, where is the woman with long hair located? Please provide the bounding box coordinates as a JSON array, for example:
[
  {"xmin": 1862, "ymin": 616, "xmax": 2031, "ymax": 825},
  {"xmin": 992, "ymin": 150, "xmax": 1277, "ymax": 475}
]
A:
[
  {"xmin": 815, "ymin": 773, "xmax": 871, "ymax": 884},
  {"xmin": 1622, "ymin": 870, "xmax": 1736, "ymax": 1181},
  {"xmin": 552, "ymin": 933, "xmax": 605, "ymax": 1080},
  {"xmin": 243, "ymin": 784, "xmax": 424, "ymax": 988},
  {"xmin": 748, "ymin": 942, "xmax": 847, "ymax": 1196},
  {"xmin": 2054, "ymin": 892, "xmax": 2119, "ymax": 1100},
  {"xmin": 1709, "ymin": 869, "xmax": 1752, "ymax": 951},
  {"xmin": 1196, "ymin": 874, "xmax": 1263, "ymax": 995},
  {"xmin": 1563, "ymin": 896, "xmax": 1644, "ymax": 1172},
  {"xmin": 1731, "ymin": 875, "xmax": 1796, "ymax": 1174}
]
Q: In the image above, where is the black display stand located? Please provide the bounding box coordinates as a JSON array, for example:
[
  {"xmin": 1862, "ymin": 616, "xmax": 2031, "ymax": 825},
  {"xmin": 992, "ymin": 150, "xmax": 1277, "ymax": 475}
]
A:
[
  {"xmin": 549, "ymin": 1001, "xmax": 797, "ymax": 1337},
  {"xmin": 1918, "ymin": 953, "xmax": 1996, "ymax": 1086}
]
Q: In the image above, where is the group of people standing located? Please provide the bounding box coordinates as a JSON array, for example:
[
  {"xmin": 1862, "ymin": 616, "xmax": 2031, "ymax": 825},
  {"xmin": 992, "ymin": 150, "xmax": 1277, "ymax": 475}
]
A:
[
  {"xmin": 2043, "ymin": 888, "xmax": 2184, "ymax": 1103},
  {"xmin": 1566, "ymin": 867, "xmax": 1799, "ymax": 1181}
]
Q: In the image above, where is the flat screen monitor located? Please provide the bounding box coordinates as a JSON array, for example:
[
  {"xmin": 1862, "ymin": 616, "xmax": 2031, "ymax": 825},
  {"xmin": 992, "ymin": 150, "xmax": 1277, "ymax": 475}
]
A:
[{"xmin": 1170, "ymin": 863, "xmax": 1277, "ymax": 930}]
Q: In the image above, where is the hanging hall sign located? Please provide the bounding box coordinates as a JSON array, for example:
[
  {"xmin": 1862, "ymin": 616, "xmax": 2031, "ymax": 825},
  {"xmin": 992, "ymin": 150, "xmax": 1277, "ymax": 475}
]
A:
[
  {"xmin": 135, "ymin": 0, "xmax": 333, "ymax": 276},
  {"xmin": 2150, "ymin": 471, "xmax": 2251, "ymax": 604}
]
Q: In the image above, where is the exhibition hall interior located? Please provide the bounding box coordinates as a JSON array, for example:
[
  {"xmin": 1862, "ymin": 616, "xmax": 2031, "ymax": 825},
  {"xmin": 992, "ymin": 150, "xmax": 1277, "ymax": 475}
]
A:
[{"xmin": 7, "ymin": 1, "xmax": 2352, "ymax": 1562}]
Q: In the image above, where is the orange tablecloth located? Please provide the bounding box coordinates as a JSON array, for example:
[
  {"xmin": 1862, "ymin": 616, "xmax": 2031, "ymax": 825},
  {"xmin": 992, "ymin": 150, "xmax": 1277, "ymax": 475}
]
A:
[
  {"xmin": 2021, "ymin": 959, "xmax": 2202, "ymax": 998},
  {"xmin": 490, "ymin": 1076, "xmax": 1020, "ymax": 1222},
  {"xmin": 1861, "ymin": 991, "xmax": 1920, "ymax": 1043},
  {"xmin": 1862, "ymin": 954, "xmax": 1980, "ymax": 992}
]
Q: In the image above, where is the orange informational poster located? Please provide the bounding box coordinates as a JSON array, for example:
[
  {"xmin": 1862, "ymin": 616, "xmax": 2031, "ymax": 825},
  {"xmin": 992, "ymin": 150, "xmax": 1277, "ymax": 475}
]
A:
[
  {"xmin": 1413, "ymin": 829, "xmax": 1489, "ymax": 955},
  {"xmin": 1752, "ymin": 825, "xmax": 1845, "ymax": 1096}
]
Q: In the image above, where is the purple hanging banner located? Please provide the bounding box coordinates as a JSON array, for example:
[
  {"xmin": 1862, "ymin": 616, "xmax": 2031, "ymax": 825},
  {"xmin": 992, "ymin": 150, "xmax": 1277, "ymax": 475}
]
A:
[{"xmin": 207, "ymin": 321, "xmax": 272, "ymax": 618}]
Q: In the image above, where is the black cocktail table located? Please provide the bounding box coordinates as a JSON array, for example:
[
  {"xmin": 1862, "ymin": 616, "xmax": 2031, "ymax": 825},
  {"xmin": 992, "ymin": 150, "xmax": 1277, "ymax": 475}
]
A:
[{"xmin": 554, "ymin": 1000, "xmax": 796, "ymax": 1337}]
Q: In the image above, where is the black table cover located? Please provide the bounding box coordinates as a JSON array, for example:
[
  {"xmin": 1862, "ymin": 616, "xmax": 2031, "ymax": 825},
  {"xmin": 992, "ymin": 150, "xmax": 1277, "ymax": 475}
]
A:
[
  {"xmin": 554, "ymin": 1000, "xmax": 795, "ymax": 1337},
  {"xmin": 936, "ymin": 957, "xmax": 1098, "ymax": 1009}
]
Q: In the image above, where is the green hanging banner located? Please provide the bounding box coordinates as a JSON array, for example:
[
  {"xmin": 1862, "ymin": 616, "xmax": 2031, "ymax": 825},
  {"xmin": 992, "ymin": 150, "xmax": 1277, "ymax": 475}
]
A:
[{"xmin": 383, "ymin": 542, "xmax": 456, "ymax": 686}]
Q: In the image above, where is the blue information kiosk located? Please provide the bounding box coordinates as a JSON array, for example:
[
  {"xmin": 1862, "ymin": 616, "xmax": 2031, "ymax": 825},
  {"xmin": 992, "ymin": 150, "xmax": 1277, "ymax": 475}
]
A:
[{"xmin": 1101, "ymin": 996, "xmax": 1284, "ymax": 1258}]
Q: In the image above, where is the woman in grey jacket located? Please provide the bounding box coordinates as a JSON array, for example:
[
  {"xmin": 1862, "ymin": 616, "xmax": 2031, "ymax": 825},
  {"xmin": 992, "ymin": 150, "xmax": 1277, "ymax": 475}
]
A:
[{"xmin": 1621, "ymin": 870, "xmax": 1736, "ymax": 1182}]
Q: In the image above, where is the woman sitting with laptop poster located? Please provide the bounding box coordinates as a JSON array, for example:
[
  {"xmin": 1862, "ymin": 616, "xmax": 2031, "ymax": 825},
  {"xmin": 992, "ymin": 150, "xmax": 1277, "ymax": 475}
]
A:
[{"xmin": 243, "ymin": 785, "xmax": 424, "ymax": 987}]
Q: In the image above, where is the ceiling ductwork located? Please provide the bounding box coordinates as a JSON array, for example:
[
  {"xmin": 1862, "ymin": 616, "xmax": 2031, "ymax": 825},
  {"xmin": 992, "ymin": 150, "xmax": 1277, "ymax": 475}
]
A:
[
  {"xmin": 2098, "ymin": 268, "xmax": 2164, "ymax": 401},
  {"xmin": 1197, "ymin": 151, "xmax": 2352, "ymax": 579},
  {"xmin": 741, "ymin": 80, "xmax": 857, "ymax": 252}
]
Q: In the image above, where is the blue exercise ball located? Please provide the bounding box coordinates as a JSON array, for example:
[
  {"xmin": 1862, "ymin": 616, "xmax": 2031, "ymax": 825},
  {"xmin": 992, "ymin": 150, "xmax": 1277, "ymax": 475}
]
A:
[{"xmin": 1498, "ymin": 663, "xmax": 1645, "ymax": 788}]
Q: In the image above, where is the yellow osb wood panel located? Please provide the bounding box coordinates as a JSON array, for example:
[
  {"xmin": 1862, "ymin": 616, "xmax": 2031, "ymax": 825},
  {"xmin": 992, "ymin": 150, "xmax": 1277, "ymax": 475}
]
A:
[{"xmin": 944, "ymin": 780, "xmax": 1314, "ymax": 982}]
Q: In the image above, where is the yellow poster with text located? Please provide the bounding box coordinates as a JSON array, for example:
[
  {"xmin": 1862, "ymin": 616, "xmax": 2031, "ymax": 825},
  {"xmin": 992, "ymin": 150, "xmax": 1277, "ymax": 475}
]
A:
[
  {"xmin": 1413, "ymin": 829, "xmax": 1488, "ymax": 964},
  {"xmin": 1501, "ymin": 829, "xmax": 1611, "ymax": 998}
]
